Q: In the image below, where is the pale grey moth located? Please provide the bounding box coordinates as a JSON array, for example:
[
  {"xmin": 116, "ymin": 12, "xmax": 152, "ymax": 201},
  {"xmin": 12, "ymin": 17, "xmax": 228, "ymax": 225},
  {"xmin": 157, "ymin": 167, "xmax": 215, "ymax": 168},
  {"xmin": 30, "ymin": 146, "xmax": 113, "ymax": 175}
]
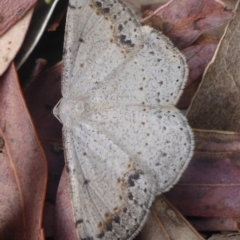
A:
[{"xmin": 53, "ymin": 0, "xmax": 194, "ymax": 239}]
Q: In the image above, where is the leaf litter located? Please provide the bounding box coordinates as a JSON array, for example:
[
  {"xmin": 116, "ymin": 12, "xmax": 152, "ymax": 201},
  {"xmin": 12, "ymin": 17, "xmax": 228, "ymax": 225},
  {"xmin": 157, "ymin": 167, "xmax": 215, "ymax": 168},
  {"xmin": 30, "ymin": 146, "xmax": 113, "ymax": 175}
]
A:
[{"xmin": 0, "ymin": 0, "xmax": 238, "ymax": 238}]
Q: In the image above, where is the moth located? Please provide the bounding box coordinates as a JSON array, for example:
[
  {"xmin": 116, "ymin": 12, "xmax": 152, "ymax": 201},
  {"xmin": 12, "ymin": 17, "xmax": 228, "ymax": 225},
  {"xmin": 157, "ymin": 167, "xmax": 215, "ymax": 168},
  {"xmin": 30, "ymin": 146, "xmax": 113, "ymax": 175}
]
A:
[{"xmin": 54, "ymin": 0, "xmax": 194, "ymax": 239}]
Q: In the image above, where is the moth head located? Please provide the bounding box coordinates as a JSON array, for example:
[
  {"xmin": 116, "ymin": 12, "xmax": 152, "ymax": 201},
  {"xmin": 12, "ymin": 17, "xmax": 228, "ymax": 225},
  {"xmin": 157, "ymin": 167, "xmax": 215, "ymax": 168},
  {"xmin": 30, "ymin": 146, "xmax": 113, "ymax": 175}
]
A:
[{"xmin": 53, "ymin": 98, "xmax": 84, "ymax": 128}]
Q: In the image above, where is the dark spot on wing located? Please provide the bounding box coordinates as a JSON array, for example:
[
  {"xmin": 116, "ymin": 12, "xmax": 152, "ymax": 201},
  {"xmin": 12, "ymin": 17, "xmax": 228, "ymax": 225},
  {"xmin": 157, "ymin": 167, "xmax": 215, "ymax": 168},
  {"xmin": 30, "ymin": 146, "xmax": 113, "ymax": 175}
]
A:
[
  {"xmin": 103, "ymin": 7, "xmax": 110, "ymax": 13},
  {"xmin": 119, "ymin": 34, "xmax": 134, "ymax": 47},
  {"xmin": 133, "ymin": 172, "xmax": 140, "ymax": 179},
  {"xmin": 113, "ymin": 215, "xmax": 120, "ymax": 224},
  {"xmin": 75, "ymin": 219, "xmax": 83, "ymax": 226},
  {"xmin": 96, "ymin": 1, "xmax": 102, "ymax": 8},
  {"xmin": 128, "ymin": 192, "xmax": 133, "ymax": 200},
  {"xmin": 128, "ymin": 171, "xmax": 140, "ymax": 187},
  {"xmin": 84, "ymin": 179, "xmax": 90, "ymax": 185},
  {"xmin": 118, "ymin": 24, "xmax": 123, "ymax": 31},
  {"xmin": 106, "ymin": 220, "xmax": 113, "ymax": 231},
  {"xmin": 128, "ymin": 177, "xmax": 135, "ymax": 187}
]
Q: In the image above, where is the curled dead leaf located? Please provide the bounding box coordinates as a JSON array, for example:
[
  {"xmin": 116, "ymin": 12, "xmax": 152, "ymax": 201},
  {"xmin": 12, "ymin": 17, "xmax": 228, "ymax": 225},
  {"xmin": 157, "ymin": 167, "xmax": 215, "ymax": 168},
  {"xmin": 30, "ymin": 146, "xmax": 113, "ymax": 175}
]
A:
[
  {"xmin": 166, "ymin": 129, "xmax": 240, "ymax": 231},
  {"xmin": 0, "ymin": 0, "xmax": 37, "ymax": 36},
  {"xmin": 141, "ymin": 0, "xmax": 235, "ymax": 49},
  {"xmin": 187, "ymin": 0, "xmax": 240, "ymax": 131},
  {"xmin": 136, "ymin": 196, "xmax": 204, "ymax": 240},
  {"xmin": 0, "ymin": 64, "xmax": 47, "ymax": 239},
  {"xmin": 0, "ymin": 9, "xmax": 33, "ymax": 76}
]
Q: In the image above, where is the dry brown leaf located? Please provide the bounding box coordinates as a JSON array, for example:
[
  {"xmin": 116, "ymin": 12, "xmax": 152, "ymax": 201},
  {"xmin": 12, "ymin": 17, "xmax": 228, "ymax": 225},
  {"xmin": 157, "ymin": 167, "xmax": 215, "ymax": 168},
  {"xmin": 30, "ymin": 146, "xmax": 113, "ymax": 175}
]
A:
[
  {"xmin": 38, "ymin": 229, "xmax": 45, "ymax": 240},
  {"xmin": 0, "ymin": 8, "xmax": 33, "ymax": 76},
  {"xmin": 136, "ymin": 196, "xmax": 204, "ymax": 240},
  {"xmin": 0, "ymin": 0, "xmax": 37, "ymax": 36},
  {"xmin": 23, "ymin": 62, "xmax": 64, "ymax": 237},
  {"xmin": 187, "ymin": 0, "xmax": 240, "ymax": 131},
  {"xmin": 23, "ymin": 62, "xmax": 63, "ymax": 174},
  {"xmin": 55, "ymin": 167, "xmax": 79, "ymax": 240},
  {"xmin": 181, "ymin": 36, "xmax": 219, "ymax": 88},
  {"xmin": 141, "ymin": 0, "xmax": 235, "ymax": 49},
  {"xmin": 0, "ymin": 64, "xmax": 47, "ymax": 239},
  {"xmin": 43, "ymin": 202, "xmax": 55, "ymax": 237},
  {"xmin": 177, "ymin": 77, "xmax": 201, "ymax": 109},
  {"xmin": 166, "ymin": 130, "xmax": 240, "ymax": 226},
  {"xmin": 209, "ymin": 233, "xmax": 240, "ymax": 240},
  {"xmin": 190, "ymin": 217, "xmax": 240, "ymax": 232},
  {"xmin": 177, "ymin": 36, "xmax": 219, "ymax": 109}
]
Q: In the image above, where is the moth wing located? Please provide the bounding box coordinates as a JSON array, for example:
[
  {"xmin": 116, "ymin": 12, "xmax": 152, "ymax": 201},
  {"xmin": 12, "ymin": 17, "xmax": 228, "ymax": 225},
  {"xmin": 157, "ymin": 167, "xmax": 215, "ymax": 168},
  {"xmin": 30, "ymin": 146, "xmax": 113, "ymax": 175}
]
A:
[
  {"xmin": 82, "ymin": 26, "xmax": 188, "ymax": 107},
  {"xmin": 63, "ymin": 1, "xmax": 188, "ymax": 106},
  {"xmin": 60, "ymin": 1, "xmax": 192, "ymax": 239},
  {"xmin": 81, "ymin": 105, "xmax": 193, "ymax": 195},
  {"xmin": 62, "ymin": 0, "xmax": 143, "ymax": 99},
  {"xmin": 63, "ymin": 123, "xmax": 156, "ymax": 240}
]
